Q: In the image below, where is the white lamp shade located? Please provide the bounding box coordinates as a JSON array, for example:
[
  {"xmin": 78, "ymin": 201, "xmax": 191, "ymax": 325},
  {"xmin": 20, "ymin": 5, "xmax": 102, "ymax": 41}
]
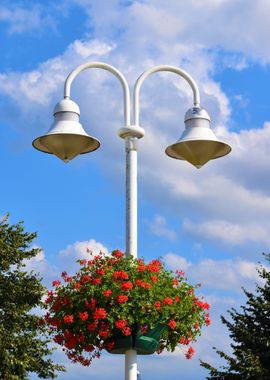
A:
[
  {"xmin": 165, "ymin": 107, "xmax": 231, "ymax": 168},
  {"xmin": 32, "ymin": 98, "xmax": 100, "ymax": 162}
]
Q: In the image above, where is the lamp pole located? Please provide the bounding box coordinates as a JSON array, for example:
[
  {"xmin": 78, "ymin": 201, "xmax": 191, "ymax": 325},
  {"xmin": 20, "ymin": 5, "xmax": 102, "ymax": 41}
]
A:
[{"xmin": 32, "ymin": 62, "xmax": 231, "ymax": 380}]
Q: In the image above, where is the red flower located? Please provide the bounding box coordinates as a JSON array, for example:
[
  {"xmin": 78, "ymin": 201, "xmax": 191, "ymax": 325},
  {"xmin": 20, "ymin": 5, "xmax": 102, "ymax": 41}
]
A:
[
  {"xmin": 50, "ymin": 318, "xmax": 61, "ymax": 328},
  {"xmin": 137, "ymin": 264, "xmax": 146, "ymax": 272},
  {"xmin": 121, "ymin": 281, "xmax": 133, "ymax": 291},
  {"xmin": 84, "ymin": 345, "xmax": 94, "ymax": 352},
  {"xmin": 64, "ymin": 330, "xmax": 71, "ymax": 338},
  {"xmin": 103, "ymin": 289, "xmax": 112, "ymax": 297},
  {"xmin": 143, "ymin": 282, "xmax": 152, "ymax": 289},
  {"xmin": 147, "ymin": 260, "xmax": 162, "ymax": 273},
  {"xmin": 140, "ymin": 325, "xmax": 148, "ymax": 334},
  {"xmin": 62, "ymin": 297, "xmax": 70, "ymax": 306},
  {"xmin": 97, "ymin": 268, "xmax": 105, "ymax": 276},
  {"xmin": 116, "ymin": 295, "xmax": 129, "ymax": 303},
  {"xmin": 52, "ymin": 300, "xmax": 60, "ymax": 311},
  {"xmin": 99, "ymin": 330, "xmax": 110, "ymax": 338},
  {"xmin": 81, "ymin": 275, "xmax": 91, "ymax": 283},
  {"xmin": 65, "ymin": 337, "xmax": 77, "ymax": 349},
  {"xmin": 79, "ymin": 311, "xmax": 89, "ymax": 321},
  {"xmin": 64, "ymin": 315, "xmax": 74, "ymax": 323},
  {"xmin": 112, "ymin": 249, "xmax": 124, "ymax": 258},
  {"xmin": 92, "ymin": 278, "xmax": 101, "ymax": 285},
  {"xmin": 115, "ymin": 320, "xmax": 127, "ymax": 329},
  {"xmin": 52, "ymin": 280, "xmax": 61, "ymax": 286},
  {"xmin": 74, "ymin": 282, "xmax": 81, "ymax": 289},
  {"xmin": 163, "ymin": 297, "xmax": 173, "ymax": 305},
  {"xmin": 85, "ymin": 298, "xmax": 97, "ymax": 310},
  {"xmin": 185, "ymin": 346, "xmax": 195, "ymax": 359},
  {"xmin": 93, "ymin": 308, "xmax": 107, "ymax": 319},
  {"xmin": 172, "ymin": 278, "xmax": 178, "ymax": 286},
  {"xmin": 54, "ymin": 334, "xmax": 63, "ymax": 344},
  {"xmin": 136, "ymin": 280, "xmax": 152, "ymax": 289},
  {"xmin": 154, "ymin": 301, "xmax": 161, "ymax": 310},
  {"xmin": 205, "ymin": 313, "xmax": 211, "ymax": 326},
  {"xmin": 45, "ymin": 295, "xmax": 52, "ymax": 304},
  {"xmin": 87, "ymin": 321, "xmax": 98, "ymax": 331},
  {"xmin": 179, "ymin": 336, "xmax": 190, "ymax": 345},
  {"xmin": 105, "ymin": 341, "xmax": 115, "ymax": 350},
  {"xmin": 176, "ymin": 269, "xmax": 185, "ymax": 277},
  {"xmin": 151, "ymin": 275, "xmax": 159, "ymax": 282},
  {"xmin": 194, "ymin": 298, "xmax": 210, "ymax": 310},
  {"xmin": 122, "ymin": 327, "xmax": 131, "ymax": 336},
  {"xmin": 174, "ymin": 296, "xmax": 180, "ymax": 302},
  {"xmin": 168, "ymin": 319, "xmax": 177, "ymax": 330},
  {"xmin": 194, "ymin": 321, "xmax": 199, "ymax": 329},
  {"xmin": 78, "ymin": 335, "xmax": 85, "ymax": 342},
  {"xmin": 113, "ymin": 271, "xmax": 129, "ymax": 280}
]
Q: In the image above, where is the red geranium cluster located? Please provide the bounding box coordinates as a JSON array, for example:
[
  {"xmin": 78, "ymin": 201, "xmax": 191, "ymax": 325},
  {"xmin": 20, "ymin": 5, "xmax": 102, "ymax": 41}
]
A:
[{"xmin": 44, "ymin": 250, "xmax": 210, "ymax": 366}]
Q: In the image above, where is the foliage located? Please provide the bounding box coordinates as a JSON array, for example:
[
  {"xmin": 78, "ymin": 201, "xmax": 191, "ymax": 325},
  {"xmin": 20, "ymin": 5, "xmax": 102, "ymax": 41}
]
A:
[
  {"xmin": 0, "ymin": 216, "xmax": 65, "ymax": 379},
  {"xmin": 44, "ymin": 249, "xmax": 210, "ymax": 366},
  {"xmin": 201, "ymin": 253, "xmax": 270, "ymax": 380}
]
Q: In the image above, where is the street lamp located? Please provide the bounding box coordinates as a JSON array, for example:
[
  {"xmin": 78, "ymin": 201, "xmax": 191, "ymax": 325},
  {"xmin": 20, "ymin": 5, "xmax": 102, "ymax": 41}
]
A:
[{"xmin": 32, "ymin": 61, "xmax": 231, "ymax": 380}]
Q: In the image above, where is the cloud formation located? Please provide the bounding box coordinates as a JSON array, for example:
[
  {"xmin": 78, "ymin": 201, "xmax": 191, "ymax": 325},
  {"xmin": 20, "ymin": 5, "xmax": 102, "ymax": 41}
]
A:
[
  {"xmin": 0, "ymin": 3, "xmax": 56, "ymax": 35},
  {"xmin": 0, "ymin": 2, "xmax": 269, "ymax": 259},
  {"xmin": 148, "ymin": 214, "xmax": 177, "ymax": 240},
  {"xmin": 164, "ymin": 252, "xmax": 262, "ymax": 292}
]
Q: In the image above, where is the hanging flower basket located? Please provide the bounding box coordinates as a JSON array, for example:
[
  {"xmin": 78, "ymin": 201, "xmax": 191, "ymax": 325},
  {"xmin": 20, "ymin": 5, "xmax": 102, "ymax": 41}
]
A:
[{"xmin": 43, "ymin": 250, "xmax": 211, "ymax": 367}]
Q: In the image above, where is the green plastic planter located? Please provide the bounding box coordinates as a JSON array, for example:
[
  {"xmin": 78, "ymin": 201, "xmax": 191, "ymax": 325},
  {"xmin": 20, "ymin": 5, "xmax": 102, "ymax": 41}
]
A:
[{"xmin": 106, "ymin": 323, "xmax": 167, "ymax": 355}]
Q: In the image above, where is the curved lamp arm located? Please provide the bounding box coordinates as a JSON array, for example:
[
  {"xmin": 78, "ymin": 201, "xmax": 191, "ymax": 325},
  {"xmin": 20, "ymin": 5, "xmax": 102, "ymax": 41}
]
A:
[
  {"xmin": 64, "ymin": 61, "xmax": 131, "ymax": 126},
  {"xmin": 133, "ymin": 65, "xmax": 200, "ymax": 125}
]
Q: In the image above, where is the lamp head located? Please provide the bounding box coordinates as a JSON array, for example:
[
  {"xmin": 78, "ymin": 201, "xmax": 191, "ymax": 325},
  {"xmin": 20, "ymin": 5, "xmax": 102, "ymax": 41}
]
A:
[
  {"xmin": 165, "ymin": 107, "xmax": 231, "ymax": 168},
  {"xmin": 32, "ymin": 98, "xmax": 100, "ymax": 163}
]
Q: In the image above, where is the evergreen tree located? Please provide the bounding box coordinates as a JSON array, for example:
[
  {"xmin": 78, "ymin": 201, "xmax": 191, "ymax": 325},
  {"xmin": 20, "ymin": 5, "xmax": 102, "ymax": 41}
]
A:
[
  {"xmin": 0, "ymin": 216, "xmax": 64, "ymax": 379},
  {"xmin": 201, "ymin": 253, "xmax": 270, "ymax": 380}
]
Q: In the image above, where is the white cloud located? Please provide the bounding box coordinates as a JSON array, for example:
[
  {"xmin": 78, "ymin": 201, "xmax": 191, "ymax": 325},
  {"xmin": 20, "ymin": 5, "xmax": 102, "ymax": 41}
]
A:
[
  {"xmin": 0, "ymin": 39, "xmax": 115, "ymax": 107},
  {"xmin": 22, "ymin": 239, "xmax": 109, "ymax": 287},
  {"xmin": 0, "ymin": 4, "xmax": 55, "ymax": 35},
  {"xmin": 164, "ymin": 253, "xmax": 262, "ymax": 292},
  {"xmin": 23, "ymin": 246, "xmax": 58, "ymax": 283},
  {"xmin": 125, "ymin": 0, "xmax": 270, "ymax": 64},
  {"xmin": 183, "ymin": 219, "xmax": 270, "ymax": 245},
  {"xmin": 1, "ymin": 1, "xmax": 270, "ymax": 258},
  {"xmin": 164, "ymin": 253, "xmax": 191, "ymax": 272},
  {"xmin": 57, "ymin": 239, "xmax": 109, "ymax": 275},
  {"xmin": 72, "ymin": 39, "xmax": 115, "ymax": 59},
  {"xmin": 59, "ymin": 239, "xmax": 109, "ymax": 259},
  {"xmin": 73, "ymin": 0, "xmax": 270, "ymax": 64},
  {"xmin": 148, "ymin": 214, "xmax": 177, "ymax": 240}
]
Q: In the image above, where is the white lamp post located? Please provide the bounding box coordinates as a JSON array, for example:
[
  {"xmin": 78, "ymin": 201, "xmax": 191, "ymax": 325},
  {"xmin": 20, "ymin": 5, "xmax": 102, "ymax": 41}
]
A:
[{"xmin": 32, "ymin": 61, "xmax": 231, "ymax": 380}]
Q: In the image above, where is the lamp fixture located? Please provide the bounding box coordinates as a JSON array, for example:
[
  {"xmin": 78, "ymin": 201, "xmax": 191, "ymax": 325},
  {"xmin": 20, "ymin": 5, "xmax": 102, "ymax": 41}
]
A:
[{"xmin": 32, "ymin": 98, "xmax": 100, "ymax": 162}]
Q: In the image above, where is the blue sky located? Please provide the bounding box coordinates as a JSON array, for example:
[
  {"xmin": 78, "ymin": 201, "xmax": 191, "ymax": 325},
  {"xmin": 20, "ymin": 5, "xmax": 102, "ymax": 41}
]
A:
[{"xmin": 1, "ymin": 0, "xmax": 270, "ymax": 379}]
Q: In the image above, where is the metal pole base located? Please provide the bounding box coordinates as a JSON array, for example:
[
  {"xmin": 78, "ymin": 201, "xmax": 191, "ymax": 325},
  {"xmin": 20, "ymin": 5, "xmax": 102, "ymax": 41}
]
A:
[{"xmin": 125, "ymin": 349, "xmax": 137, "ymax": 380}]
